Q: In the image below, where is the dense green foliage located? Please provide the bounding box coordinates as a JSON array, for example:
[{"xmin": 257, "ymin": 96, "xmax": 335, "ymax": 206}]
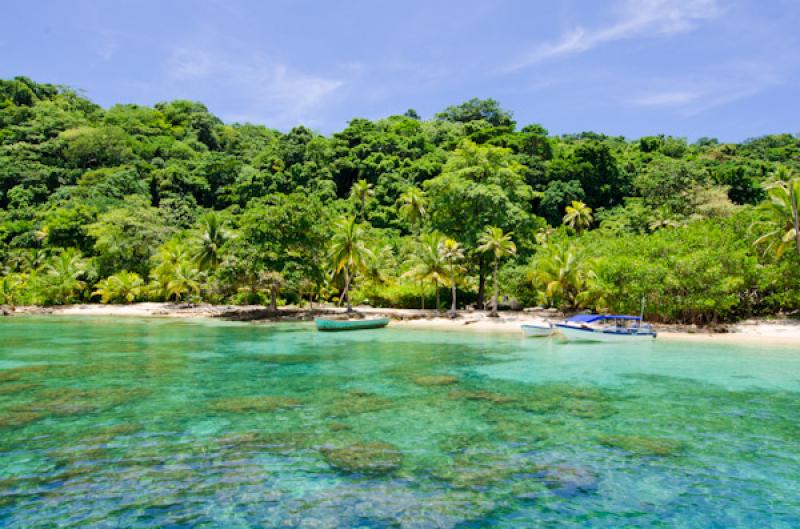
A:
[{"xmin": 1, "ymin": 77, "xmax": 799, "ymax": 322}]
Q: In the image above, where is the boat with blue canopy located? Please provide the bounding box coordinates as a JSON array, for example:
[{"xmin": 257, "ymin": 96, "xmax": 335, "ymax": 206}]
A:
[{"xmin": 554, "ymin": 314, "xmax": 656, "ymax": 342}]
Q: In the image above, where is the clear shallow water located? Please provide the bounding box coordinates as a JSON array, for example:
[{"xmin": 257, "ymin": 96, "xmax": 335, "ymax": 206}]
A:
[{"xmin": 1, "ymin": 317, "xmax": 799, "ymax": 528}]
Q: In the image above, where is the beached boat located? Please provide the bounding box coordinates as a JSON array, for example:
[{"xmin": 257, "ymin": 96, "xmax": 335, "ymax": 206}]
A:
[
  {"xmin": 315, "ymin": 317, "xmax": 390, "ymax": 331},
  {"xmin": 554, "ymin": 314, "xmax": 656, "ymax": 342},
  {"xmin": 521, "ymin": 322, "xmax": 554, "ymax": 337}
]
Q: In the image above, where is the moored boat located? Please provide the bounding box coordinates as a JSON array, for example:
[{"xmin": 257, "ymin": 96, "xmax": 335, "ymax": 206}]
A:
[
  {"xmin": 521, "ymin": 322, "xmax": 554, "ymax": 337},
  {"xmin": 315, "ymin": 317, "xmax": 390, "ymax": 331},
  {"xmin": 554, "ymin": 314, "xmax": 656, "ymax": 343}
]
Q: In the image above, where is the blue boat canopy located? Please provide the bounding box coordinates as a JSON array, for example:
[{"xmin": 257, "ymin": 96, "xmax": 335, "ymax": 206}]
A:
[{"xmin": 567, "ymin": 314, "xmax": 641, "ymax": 323}]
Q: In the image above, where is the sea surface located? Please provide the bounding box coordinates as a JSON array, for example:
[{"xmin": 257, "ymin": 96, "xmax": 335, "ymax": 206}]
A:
[{"xmin": 1, "ymin": 316, "xmax": 799, "ymax": 528}]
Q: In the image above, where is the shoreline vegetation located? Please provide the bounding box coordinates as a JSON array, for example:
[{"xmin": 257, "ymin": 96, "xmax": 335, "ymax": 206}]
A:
[
  {"xmin": 4, "ymin": 303, "xmax": 800, "ymax": 346},
  {"xmin": 1, "ymin": 78, "xmax": 800, "ymax": 326}
]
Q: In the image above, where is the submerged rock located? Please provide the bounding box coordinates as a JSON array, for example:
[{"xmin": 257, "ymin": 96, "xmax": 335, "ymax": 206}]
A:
[
  {"xmin": 516, "ymin": 384, "xmax": 617, "ymax": 419},
  {"xmin": 209, "ymin": 395, "xmax": 301, "ymax": 413},
  {"xmin": 0, "ymin": 382, "xmax": 39, "ymax": 396},
  {"xmin": 411, "ymin": 375, "xmax": 459, "ymax": 387},
  {"xmin": 0, "ymin": 364, "xmax": 53, "ymax": 382},
  {"xmin": 0, "ymin": 411, "xmax": 44, "ymax": 429},
  {"xmin": 320, "ymin": 442, "xmax": 402, "ymax": 476},
  {"xmin": 598, "ymin": 435, "xmax": 684, "ymax": 456},
  {"xmin": 564, "ymin": 400, "xmax": 617, "ymax": 419},
  {"xmin": 448, "ymin": 390, "xmax": 515, "ymax": 405},
  {"xmin": 325, "ymin": 392, "xmax": 391, "ymax": 417},
  {"xmin": 438, "ymin": 432, "xmax": 496, "ymax": 453},
  {"xmin": 537, "ymin": 464, "xmax": 599, "ymax": 498},
  {"xmin": 489, "ymin": 417, "xmax": 550, "ymax": 443},
  {"xmin": 433, "ymin": 451, "xmax": 541, "ymax": 489},
  {"xmin": 216, "ymin": 431, "xmax": 315, "ymax": 454},
  {"xmin": 10, "ymin": 387, "xmax": 148, "ymax": 418}
]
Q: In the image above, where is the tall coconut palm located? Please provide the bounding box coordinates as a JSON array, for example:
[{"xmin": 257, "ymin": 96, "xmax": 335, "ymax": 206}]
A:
[
  {"xmin": 398, "ymin": 186, "xmax": 427, "ymax": 233},
  {"xmin": 754, "ymin": 166, "xmax": 800, "ymax": 258},
  {"xmin": 193, "ymin": 212, "xmax": 231, "ymax": 270},
  {"xmin": 329, "ymin": 216, "xmax": 373, "ymax": 312},
  {"xmin": 563, "ymin": 200, "xmax": 593, "ymax": 233},
  {"xmin": 43, "ymin": 248, "xmax": 87, "ymax": 305},
  {"xmin": 92, "ymin": 271, "xmax": 145, "ymax": 304},
  {"xmin": 477, "ymin": 226, "xmax": 516, "ymax": 317},
  {"xmin": 439, "ymin": 238, "xmax": 464, "ymax": 317},
  {"xmin": 350, "ymin": 179, "xmax": 374, "ymax": 221},
  {"xmin": 403, "ymin": 231, "xmax": 446, "ymax": 310}
]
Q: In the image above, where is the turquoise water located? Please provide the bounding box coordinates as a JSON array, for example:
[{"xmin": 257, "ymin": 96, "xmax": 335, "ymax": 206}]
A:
[{"xmin": 1, "ymin": 316, "xmax": 799, "ymax": 528}]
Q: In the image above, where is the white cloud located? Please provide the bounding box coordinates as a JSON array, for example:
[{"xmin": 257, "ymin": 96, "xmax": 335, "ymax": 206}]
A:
[
  {"xmin": 95, "ymin": 30, "xmax": 119, "ymax": 61},
  {"xmin": 630, "ymin": 61, "xmax": 782, "ymax": 115},
  {"xmin": 632, "ymin": 90, "xmax": 703, "ymax": 106},
  {"xmin": 504, "ymin": 0, "xmax": 720, "ymax": 72},
  {"xmin": 165, "ymin": 47, "xmax": 343, "ymax": 128}
]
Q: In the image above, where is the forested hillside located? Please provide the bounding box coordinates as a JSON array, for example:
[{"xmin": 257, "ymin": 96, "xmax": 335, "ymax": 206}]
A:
[{"xmin": 1, "ymin": 76, "xmax": 798, "ymax": 323}]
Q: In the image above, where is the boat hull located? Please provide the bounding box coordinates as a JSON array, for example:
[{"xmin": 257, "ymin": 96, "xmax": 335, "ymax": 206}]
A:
[
  {"xmin": 554, "ymin": 324, "xmax": 656, "ymax": 343},
  {"xmin": 315, "ymin": 317, "xmax": 390, "ymax": 331},
  {"xmin": 521, "ymin": 323, "xmax": 553, "ymax": 337}
]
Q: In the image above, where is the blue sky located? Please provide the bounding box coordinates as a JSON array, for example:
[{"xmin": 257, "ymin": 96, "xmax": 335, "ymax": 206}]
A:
[{"xmin": 2, "ymin": 0, "xmax": 798, "ymax": 140}]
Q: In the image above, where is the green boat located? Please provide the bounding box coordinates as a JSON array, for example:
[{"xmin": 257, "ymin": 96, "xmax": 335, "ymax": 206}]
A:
[{"xmin": 315, "ymin": 317, "xmax": 390, "ymax": 331}]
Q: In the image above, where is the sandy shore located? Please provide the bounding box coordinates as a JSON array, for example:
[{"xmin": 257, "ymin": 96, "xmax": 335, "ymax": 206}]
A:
[{"xmin": 5, "ymin": 303, "xmax": 800, "ymax": 346}]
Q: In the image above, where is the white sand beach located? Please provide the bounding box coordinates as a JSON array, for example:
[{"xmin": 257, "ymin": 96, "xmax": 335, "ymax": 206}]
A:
[{"xmin": 6, "ymin": 303, "xmax": 800, "ymax": 346}]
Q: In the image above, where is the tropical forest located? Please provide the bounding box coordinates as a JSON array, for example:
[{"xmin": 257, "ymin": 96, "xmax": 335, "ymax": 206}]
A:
[{"xmin": 1, "ymin": 76, "xmax": 799, "ymax": 324}]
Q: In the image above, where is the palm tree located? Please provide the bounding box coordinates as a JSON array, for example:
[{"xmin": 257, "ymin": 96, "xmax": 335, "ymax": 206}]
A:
[
  {"xmin": 150, "ymin": 240, "xmax": 192, "ymax": 298},
  {"xmin": 563, "ymin": 200, "xmax": 593, "ymax": 233},
  {"xmin": 193, "ymin": 212, "xmax": 231, "ymax": 270},
  {"xmin": 439, "ymin": 238, "xmax": 464, "ymax": 317},
  {"xmin": 166, "ymin": 262, "xmax": 202, "ymax": 302},
  {"xmin": 477, "ymin": 226, "xmax": 516, "ymax": 317},
  {"xmin": 529, "ymin": 241, "xmax": 605, "ymax": 310},
  {"xmin": 398, "ymin": 186, "xmax": 427, "ymax": 233},
  {"xmin": 44, "ymin": 249, "xmax": 87, "ymax": 305},
  {"xmin": 92, "ymin": 271, "xmax": 145, "ymax": 304},
  {"xmin": 363, "ymin": 243, "xmax": 394, "ymax": 287},
  {"xmin": 0, "ymin": 274, "xmax": 25, "ymax": 308},
  {"xmin": 754, "ymin": 166, "xmax": 800, "ymax": 258},
  {"xmin": 403, "ymin": 232, "xmax": 446, "ymax": 310},
  {"xmin": 350, "ymin": 179, "xmax": 374, "ymax": 221},
  {"xmin": 9, "ymin": 248, "xmax": 50, "ymax": 273},
  {"xmin": 329, "ymin": 216, "xmax": 373, "ymax": 312}
]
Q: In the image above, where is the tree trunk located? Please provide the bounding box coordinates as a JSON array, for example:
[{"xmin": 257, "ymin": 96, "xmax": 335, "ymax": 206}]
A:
[
  {"xmin": 420, "ymin": 279, "xmax": 424, "ymax": 310},
  {"xmin": 791, "ymin": 178, "xmax": 800, "ymax": 256},
  {"xmin": 435, "ymin": 280, "xmax": 440, "ymax": 312},
  {"xmin": 270, "ymin": 288, "xmax": 277, "ymax": 311},
  {"xmin": 477, "ymin": 254, "xmax": 485, "ymax": 308},
  {"xmin": 449, "ymin": 267, "xmax": 457, "ymax": 317},
  {"xmin": 489, "ymin": 259, "xmax": 499, "ymax": 317},
  {"xmin": 343, "ymin": 266, "xmax": 353, "ymax": 312}
]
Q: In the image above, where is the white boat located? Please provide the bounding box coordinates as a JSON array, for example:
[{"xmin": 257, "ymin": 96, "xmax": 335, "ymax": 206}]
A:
[
  {"xmin": 554, "ymin": 314, "xmax": 656, "ymax": 343},
  {"xmin": 521, "ymin": 322, "xmax": 554, "ymax": 337}
]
